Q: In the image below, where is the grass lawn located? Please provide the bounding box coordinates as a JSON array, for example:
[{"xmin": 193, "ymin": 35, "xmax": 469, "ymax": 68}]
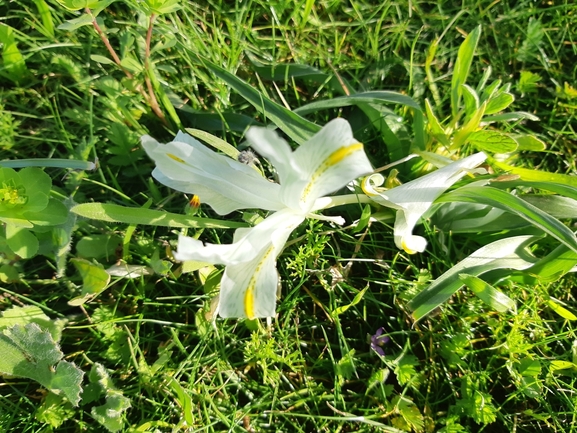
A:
[{"xmin": 1, "ymin": 0, "xmax": 577, "ymax": 431}]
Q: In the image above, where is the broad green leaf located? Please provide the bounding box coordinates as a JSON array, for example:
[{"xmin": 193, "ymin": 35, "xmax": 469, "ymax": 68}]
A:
[
  {"xmin": 68, "ymin": 258, "xmax": 111, "ymax": 306},
  {"xmin": 293, "ymin": 91, "xmax": 422, "ymax": 115},
  {"xmin": 89, "ymin": 363, "xmax": 131, "ymax": 432},
  {"xmin": 0, "ymin": 305, "xmax": 66, "ymax": 342},
  {"xmin": 512, "ymin": 244, "xmax": 577, "ymax": 285},
  {"xmin": 0, "ymin": 24, "xmax": 28, "ymax": 84},
  {"xmin": 0, "ymin": 264, "xmax": 19, "ymax": 283},
  {"xmin": 451, "ymin": 26, "xmax": 481, "ymax": 117},
  {"xmin": 6, "ymin": 225, "xmax": 39, "ymax": 258},
  {"xmin": 184, "ymin": 128, "xmax": 239, "ymax": 159},
  {"xmin": 437, "ymin": 186, "xmax": 577, "ymax": 254},
  {"xmin": 58, "ymin": 14, "xmax": 95, "ymax": 31},
  {"xmin": 488, "ymin": 180, "xmax": 577, "ymax": 202},
  {"xmin": 0, "ymin": 323, "xmax": 84, "ymax": 405},
  {"xmin": 36, "ymin": 392, "xmax": 75, "ymax": 428},
  {"xmin": 120, "ymin": 57, "xmax": 143, "ymax": 74},
  {"xmin": 522, "ymin": 195, "xmax": 577, "ymax": 219},
  {"xmin": 547, "ymin": 298, "xmax": 577, "ymax": 320},
  {"xmin": 550, "ymin": 360, "xmax": 577, "ymax": 372},
  {"xmin": 198, "ymin": 57, "xmax": 319, "ymax": 144},
  {"xmin": 513, "ymin": 135, "xmax": 546, "ymax": 151},
  {"xmin": 76, "ymin": 235, "xmax": 122, "ymax": 260},
  {"xmin": 408, "ymin": 235, "xmax": 537, "ymax": 320},
  {"xmin": 459, "ymin": 273, "xmax": 516, "ymax": 312},
  {"xmin": 461, "ymin": 84, "xmax": 479, "ymax": 117},
  {"xmin": 25, "ymin": 199, "xmax": 69, "ymax": 226},
  {"xmin": 71, "ymin": 203, "xmax": 247, "ymax": 229},
  {"xmin": 467, "ymin": 130, "xmax": 518, "ymax": 153},
  {"xmin": 485, "ymin": 91, "xmax": 515, "ymax": 114},
  {"xmin": 144, "ymin": 0, "xmax": 181, "ymax": 14}
]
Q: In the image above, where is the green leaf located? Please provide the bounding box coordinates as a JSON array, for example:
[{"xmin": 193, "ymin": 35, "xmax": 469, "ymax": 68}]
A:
[
  {"xmin": 71, "ymin": 203, "xmax": 247, "ymax": 229},
  {"xmin": 461, "ymin": 84, "xmax": 480, "ymax": 117},
  {"xmin": 198, "ymin": 57, "xmax": 319, "ymax": 144},
  {"xmin": 32, "ymin": 0, "xmax": 55, "ymax": 38},
  {"xmin": 485, "ymin": 91, "xmax": 515, "ymax": 114},
  {"xmin": 0, "ymin": 158, "xmax": 96, "ymax": 170},
  {"xmin": 0, "ymin": 323, "xmax": 84, "ymax": 405},
  {"xmin": 184, "ymin": 128, "xmax": 239, "ymax": 159},
  {"xmin": 483, "ymin": 111, "xmax": 539, "ymax": 123},
  {"xmin": 120, "ymin": 57, "xmax": 143, "ymax": 74},
  {"xmin": 467, "ymin": 130, "xmax": 518, "ymax": 153},
  {"xmin": 452, "ymin": 100, "xmax": 486, "ymax": 149},
  {"xmin": 451, "ymin": 26, "xmax": 481, "ymax": 117},
  {"xmin": 0, "ymin": 305, "xmax": 66, "ymax": 342},
  {"xmin": 437, "ymin": 186, "xmax": 577, "ymax": 254},
  {"xmin": 89, "ymin": 363, "xmax": 131, "ymax": 432},
  {"xmin": 293, "ymin": 91, "xmax": 422, "ymax": 115},
  {"xmin": 76, "ymin": 234, "xmax": 122, "ymax": 260},
  {"xmin": 25, "ymin": 199, "xmax": 69, "ymax": 226},
  {"xmin": 332, "ymin": 287, "xmax": 368, "ymax": 316},
  {"xmin": 91, "ymin": 54, "xmax": 115, "ymax": 65},
  {"xmin": 492, "ymin": 162, "xmax": 577, "ymax": 187},
  {"xmin": 547, "ymin": 298, "xmax": 577, "ymax": 320},
  {"xmin": 6, "ymin": 225, "xmax": 39, "ymax": 258},
  {"xmin": 459, "ymin": 273, "xmax": 516, "ymax": 312},
  {"xmin": 425, "ymin": 99, "xmax": 450, "ymax": 147},
  {"xmin": 144, "ymin": 0, "xmax": 181, "ymax": 14},
  {"xmin": 68, "ymin": 258, "xmax": 111, "ymax": 306},
  {"xmin": 0, "ymin": 24, "xmax": 28, "ymax": 84},
  {"xmin": 513, "ymin": 135, "xmax": 546, "ymax": 151},
  {"xmin": 57, "ymin": 14, "xmax": 95, "ymax": 31},
  {"xmin": 408, "ymin": 235, "xmax": 538, "ymax": 320},
  {"xmin": 36, "ymin": 392, "xmax": 75, "ymax": 428}
]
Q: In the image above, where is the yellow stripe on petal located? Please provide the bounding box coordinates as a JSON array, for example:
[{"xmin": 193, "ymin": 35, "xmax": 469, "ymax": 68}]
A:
[
  {"xmin": 167, "ymin": 153, "xmax": 186, "ymax": 163},
  {"xmin": 302, "ymin": 142, "xmax": 364, "ymax": 203},
  {"xmin": 243, "ymin": 246, "xmax": 275, "ymax": 319}
]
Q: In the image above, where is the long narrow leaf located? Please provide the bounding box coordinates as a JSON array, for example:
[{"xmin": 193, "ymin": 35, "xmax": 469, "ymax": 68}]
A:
[
  {"xmin": 197, "ymin": 57, "xmax": 320, "ymax": 144},
  {"xmin": 293, "ymin": 91, "xmax": 421, "ymax": 115},
  {"xmin": 437, "ymin": 186, "xmax": 577, "ymax": 254},
  {"xmin": 451, "ymin": 26, "xmax": 481, "ymax": 118},
  {"xmin": 71, "ymin": 203, "xmax": 247, "ymax": 229},
  {"xmin": 409, "ymin": 235, "xmax": 537, "ymax": 320}
]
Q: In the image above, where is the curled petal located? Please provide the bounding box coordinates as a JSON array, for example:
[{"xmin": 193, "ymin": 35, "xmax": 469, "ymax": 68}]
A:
[
  {"xmin": 366, "ymin": 152, "xmax": 487, "ymax": 253},
  {"xmin": 174, "ymin": 209, "xmax": 305, "ymax": 318},
  {"xmin": 142, "ymin": 132, "xmax": 283, "ymax": 214},
  {"xmin": 246, "ymin": 118, "xmax": 373, "ymax": 212}
]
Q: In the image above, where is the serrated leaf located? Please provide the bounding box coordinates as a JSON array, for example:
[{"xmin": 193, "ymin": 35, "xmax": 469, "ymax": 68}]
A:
[
  {"xmin": 89, "ymin": 363, "xmax": 131, "ymax": 432},
  {"xmin": 467, "ymin": 130, "xmax": 518, "ymax": 153},
  {"xmin": 0, "ymin": 305, "xmax": 66, "ymax": 342},
  {"xmin": 0, "ymin": 323, "xmax": 84, "ymax": 405},
  {"xmin": 69, "ymin": 258, "xmax": 111, "ymax": 306}
]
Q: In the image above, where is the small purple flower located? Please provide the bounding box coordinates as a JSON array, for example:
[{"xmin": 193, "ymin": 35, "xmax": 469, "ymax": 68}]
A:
[{"xmin": 370, "ymin": 327, "xmax": 390, "ymax": 356}]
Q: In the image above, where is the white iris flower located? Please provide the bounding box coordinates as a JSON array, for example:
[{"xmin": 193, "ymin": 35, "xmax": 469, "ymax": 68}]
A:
[
  {"xmin": 362, "ymin": 152, "xmax": 487, "ymax": 254},
  {"xmin": 142, "ymin": 119, "xmax": 373, "ymax": 319}
]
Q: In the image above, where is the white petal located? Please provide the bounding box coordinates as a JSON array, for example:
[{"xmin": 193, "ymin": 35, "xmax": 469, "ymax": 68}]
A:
[
  {"xmin": 174, "ymin": 209, "xmax": 305, "ymax": 318},
  {"xmin": 246, "ymin": 119, "xmax": 373, "ymax": 212},
  {"xmin": 142, "ymin": 134, "xmax": 283, "ymax": 214},
  {"xmin": 368, "ymin": 152, "xmax": 487, "ymax": 253}
]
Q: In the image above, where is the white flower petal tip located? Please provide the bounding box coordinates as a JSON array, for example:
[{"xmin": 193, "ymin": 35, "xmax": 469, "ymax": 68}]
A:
[{"xmin": 399, "ymin": 235, "xmax": 428, "ymax": 254}]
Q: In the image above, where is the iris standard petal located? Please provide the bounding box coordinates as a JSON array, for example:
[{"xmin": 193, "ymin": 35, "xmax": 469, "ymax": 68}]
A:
[
  {"xmin": 246, "ymin": 118, "xmax": 373, "ymax": 212},
  {"xmin": 365, "ymin": 152, "xmax": 487, "ymax": 253},
  {"xmin": 174, "ymin": 209, "xmax": 305, "ymax": 318},
  {"xmin": 142, "ymin": 134, "xmax": 284, "ymax": 214}
]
